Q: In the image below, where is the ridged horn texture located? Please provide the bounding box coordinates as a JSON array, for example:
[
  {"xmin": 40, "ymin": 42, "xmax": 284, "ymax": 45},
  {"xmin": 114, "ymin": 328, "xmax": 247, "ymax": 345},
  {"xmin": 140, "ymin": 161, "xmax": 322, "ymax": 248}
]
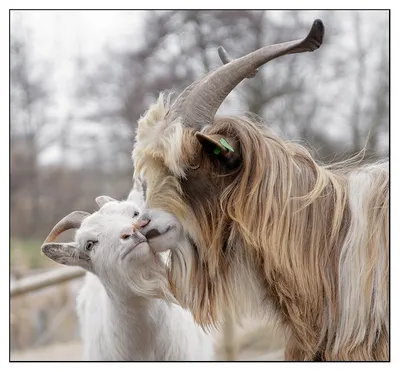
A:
[
  {"xmin": 218, "ymin": 46, "xmax": 258, "ymax": 78},
  {"xmin": 167, "ymin": 19, "xmax": 324, "ymax": 130},
  {"xmin": 43, "ymin": 211, "xmax": 91, "ymax": 244}
]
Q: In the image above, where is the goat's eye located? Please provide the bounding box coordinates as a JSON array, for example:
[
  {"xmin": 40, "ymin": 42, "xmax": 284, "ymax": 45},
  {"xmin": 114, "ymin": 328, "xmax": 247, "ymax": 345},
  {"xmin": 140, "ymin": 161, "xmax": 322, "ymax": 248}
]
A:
[
  {"xmin": 85, "ymin": 241, "xmax": 96, "ymax": 251},
  {"xmin": 133, "ymin": 211, "xmax": 139, "ymax": 217}
]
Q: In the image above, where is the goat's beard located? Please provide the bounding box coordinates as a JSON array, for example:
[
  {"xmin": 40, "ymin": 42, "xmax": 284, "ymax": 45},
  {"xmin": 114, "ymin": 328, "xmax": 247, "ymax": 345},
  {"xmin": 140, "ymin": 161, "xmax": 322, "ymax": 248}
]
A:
[
  {"xmin": 167, "ymin": 241, "xmax": 194, "ymax": 313},
  {"xmin": 124, "ymin": 253, "xmax": 177, "ymax": 304},
  {"xmin": 167, "ymin": 238, "xmax": 224, "ymax": 328},
  {"xmin": 167, "ymin": 237, "xmax": 268, "ymax": 329}
]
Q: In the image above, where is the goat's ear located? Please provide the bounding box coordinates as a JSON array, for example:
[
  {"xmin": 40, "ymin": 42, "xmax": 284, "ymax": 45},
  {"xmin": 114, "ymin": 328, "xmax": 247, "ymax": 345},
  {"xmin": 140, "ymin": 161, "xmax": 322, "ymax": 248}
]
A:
[
  {"xmin": 41, "ymin": 243, "xmax": 91, "ymax": 271},
  {"xmin": 195, "ymin": 132, "xmax": 241, "ymax": 167},
  {"xmin": 127, "ymin": 178, "xmax": 145, "ymax": 207},
  {"xmin": 95, "ymin": 195, "xmax": 116, "ymax": 208}
]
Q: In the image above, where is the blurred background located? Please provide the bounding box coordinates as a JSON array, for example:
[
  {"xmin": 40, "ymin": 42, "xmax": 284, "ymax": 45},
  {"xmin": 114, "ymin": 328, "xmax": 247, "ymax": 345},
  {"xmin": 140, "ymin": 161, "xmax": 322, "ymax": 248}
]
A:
[{"xmin": 10, "ymin": 10, "xmax": 389, "ymax": 360}]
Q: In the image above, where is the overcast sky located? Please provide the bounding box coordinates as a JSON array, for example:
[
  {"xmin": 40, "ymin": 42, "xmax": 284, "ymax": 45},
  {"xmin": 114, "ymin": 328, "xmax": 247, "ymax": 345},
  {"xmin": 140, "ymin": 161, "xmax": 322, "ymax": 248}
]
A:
[{"xmin": 12, "ymin": 11, "xmax": 143, "ymax": 59}]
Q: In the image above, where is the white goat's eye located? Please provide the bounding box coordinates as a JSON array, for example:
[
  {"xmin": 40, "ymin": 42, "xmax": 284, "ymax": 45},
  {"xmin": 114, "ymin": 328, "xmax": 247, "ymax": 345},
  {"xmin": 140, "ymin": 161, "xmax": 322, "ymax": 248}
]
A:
[
  {"xmin": 85, "ymin": 240, "xmax": 96, "ymax": 251},
  {"xmin": 133, "ymin": 211, "xmax": 139, "ymax": 217}
]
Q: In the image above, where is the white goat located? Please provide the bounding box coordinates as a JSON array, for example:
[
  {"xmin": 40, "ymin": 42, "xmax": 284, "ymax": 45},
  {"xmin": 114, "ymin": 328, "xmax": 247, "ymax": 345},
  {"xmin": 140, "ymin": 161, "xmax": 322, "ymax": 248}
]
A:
[{"xmin": 40, "ymin": 179, "xmax": 214, "ymax": 361}]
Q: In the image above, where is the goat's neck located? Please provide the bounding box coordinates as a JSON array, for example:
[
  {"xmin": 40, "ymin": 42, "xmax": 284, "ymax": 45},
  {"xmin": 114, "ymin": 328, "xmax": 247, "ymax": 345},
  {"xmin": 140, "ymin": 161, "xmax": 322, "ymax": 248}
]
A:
[{"xmin": 99, "ymin": 285, "xmax": 174, "ymax": 360}]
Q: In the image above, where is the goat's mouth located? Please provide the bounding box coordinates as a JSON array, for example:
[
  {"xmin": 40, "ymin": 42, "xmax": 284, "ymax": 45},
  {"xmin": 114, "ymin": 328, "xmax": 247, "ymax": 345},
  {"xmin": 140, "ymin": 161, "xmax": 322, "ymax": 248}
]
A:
[
  {"xmin": 144, "ymin": 226, "xmax": 175, "ymax": 253},
  {"xmin": 145, "ymin": 225, "xmax": 174, "ymax": 240},
  {"xmin": 145, "ymin": 228, "xmax": 165, "ymax": 240},
  {"xmin": 120, "ymin": 241, "xmax": 147, "ymax": 260}
]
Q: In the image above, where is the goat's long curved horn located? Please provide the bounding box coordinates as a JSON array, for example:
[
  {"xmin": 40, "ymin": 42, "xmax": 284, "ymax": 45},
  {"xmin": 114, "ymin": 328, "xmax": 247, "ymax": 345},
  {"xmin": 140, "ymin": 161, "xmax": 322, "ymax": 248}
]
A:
[
  {"xmin": 167, "ymin": 19, "xmax": 324, "ymax": 129},
  {"xmin": 43, "ymin": 211, "xmax": 91, "ymax": 244},
  {"xmin": 218, "ymin": 46, "xmax": 258, "ymax": 78}
]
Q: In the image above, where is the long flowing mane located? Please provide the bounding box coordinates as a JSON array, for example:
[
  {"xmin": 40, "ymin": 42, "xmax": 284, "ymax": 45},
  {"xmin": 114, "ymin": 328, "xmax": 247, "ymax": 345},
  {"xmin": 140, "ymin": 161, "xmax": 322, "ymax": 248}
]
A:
[{"xmin": 134, "ymin": 93, "xmax": 388, "ymax": 360}]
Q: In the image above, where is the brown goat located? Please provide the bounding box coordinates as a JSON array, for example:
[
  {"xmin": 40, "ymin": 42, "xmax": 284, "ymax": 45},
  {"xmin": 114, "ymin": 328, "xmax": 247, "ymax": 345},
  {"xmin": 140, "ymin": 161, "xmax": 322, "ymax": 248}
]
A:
[{"xmin": 132, "ymin": 20, "xmax": 389, "ymax": 361}]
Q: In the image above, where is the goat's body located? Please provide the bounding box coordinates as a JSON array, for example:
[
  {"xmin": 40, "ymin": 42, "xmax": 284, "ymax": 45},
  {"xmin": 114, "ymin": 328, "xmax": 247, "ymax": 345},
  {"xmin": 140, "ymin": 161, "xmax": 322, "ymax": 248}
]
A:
[
  {"xmin": 130, "ymin": 19, "xmax": 389, "ymax": 361},
  {"xmin": 134, "ymin": 95, "xmax": 389, "ymax": 361},
  {"xmin": 77, "ymin": 273, "xmax": 214, "ymax": 361}
]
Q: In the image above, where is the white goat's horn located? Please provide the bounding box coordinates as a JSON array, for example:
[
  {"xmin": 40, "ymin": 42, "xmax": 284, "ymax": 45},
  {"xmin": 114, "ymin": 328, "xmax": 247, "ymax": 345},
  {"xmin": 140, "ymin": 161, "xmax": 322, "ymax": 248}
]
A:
[
  {"xmin": 43, "ymin": 211, "xmax": 91, "ymax": 244},
  {"xmin": 167, "ymin": 19, "xmax": 324, "ymax": 130}
]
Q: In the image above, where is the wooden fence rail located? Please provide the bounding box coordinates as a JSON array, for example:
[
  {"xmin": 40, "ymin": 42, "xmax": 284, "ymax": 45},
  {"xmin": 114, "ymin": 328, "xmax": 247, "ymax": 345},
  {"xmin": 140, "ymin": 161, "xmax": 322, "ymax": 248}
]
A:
[{"xmin": 10, "ymin": 267, "xmax": 85, "ymax": 298}]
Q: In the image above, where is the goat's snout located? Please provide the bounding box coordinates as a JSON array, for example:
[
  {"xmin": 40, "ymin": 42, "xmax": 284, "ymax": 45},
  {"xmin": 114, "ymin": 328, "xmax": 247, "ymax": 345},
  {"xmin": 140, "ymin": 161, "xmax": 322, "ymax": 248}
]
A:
[
  {"xmin": 121, "ymin": 227, "xmax": 147, "ymax": 245},
  {"xmin": 134, "ymin": 219, "xmax": 150, "ymax": 229},
  {"xmin": 120, "ymin": 227, "xmax": 136, "ymax": 240},
  {"xmin": 132, "ymin": 231, "xmax": 147, "ymax": 245},
  {"xmin": 121, "ymin": 232, "xmax": 132, "ymax": 240},
  {"xmin": 121, "ymin": 228, "xmax": 135, "ymax": 240}
]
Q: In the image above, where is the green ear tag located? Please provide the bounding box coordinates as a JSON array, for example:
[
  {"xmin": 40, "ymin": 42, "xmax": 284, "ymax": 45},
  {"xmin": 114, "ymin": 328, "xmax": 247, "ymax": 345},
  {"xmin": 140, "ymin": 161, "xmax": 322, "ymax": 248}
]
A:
[
  {"xmin": 220, "ymin": 138, "xmax": 234, "ymax": 152},
  {"xmin": 213, "ymin": 147, "xmax": 222, "ymax": 155}
]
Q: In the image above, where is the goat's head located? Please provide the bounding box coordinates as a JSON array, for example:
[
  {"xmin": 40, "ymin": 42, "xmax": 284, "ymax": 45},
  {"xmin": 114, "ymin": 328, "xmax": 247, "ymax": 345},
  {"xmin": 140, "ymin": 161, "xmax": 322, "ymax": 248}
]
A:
[
  {"xmin": 133, "ymin": 20, "xmax": 325, "ymax": 325},
  {"xmin": 41, "ymin": 179, "xmax": 175, "ymax": 301}
]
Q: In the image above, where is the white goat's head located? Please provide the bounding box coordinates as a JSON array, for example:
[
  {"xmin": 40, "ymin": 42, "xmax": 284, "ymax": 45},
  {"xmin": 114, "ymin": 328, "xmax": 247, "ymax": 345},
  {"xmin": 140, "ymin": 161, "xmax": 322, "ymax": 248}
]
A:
[{"xmin": 41, "ymin": 179, "xmax": 175, "ymax": 301}]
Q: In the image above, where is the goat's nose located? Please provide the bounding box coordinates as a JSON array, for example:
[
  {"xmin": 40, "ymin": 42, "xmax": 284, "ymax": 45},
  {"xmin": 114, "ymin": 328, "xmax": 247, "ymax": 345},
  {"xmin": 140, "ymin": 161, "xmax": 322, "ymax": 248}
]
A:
[
  {"xmin": 121, "ymin": 232, "xmax": 133, "ymax": 240},
  {"xmin": 134, "ymin": 219, "xmax": 150, "ymax": 228},
  {"xmin": 121, "ymin": 226, "xmax": 136, "ymax": 240}
]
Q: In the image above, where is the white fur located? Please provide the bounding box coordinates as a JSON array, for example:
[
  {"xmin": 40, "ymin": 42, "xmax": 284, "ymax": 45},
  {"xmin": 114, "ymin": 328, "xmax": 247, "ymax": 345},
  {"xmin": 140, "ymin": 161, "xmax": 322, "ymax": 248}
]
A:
[
  {"xmin": 133, "ymin": 93, "xmax": 186, "ymax": 178},
  {"xmin": 44, "ymin": 185, "xmax": 214, "ymax": 361},
  {"xmin": 77, "ymin": 272, "xmax": 213, "ymax": 360},
  {"xmin": 335, "ymin": 163, "xmax": 388, "ymax": 353}
]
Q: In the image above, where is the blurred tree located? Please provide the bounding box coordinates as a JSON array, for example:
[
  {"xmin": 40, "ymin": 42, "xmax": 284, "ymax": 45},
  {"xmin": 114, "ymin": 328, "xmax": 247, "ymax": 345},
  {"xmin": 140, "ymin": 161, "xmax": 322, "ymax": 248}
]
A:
[
  {"xmin": 10, "ymin": 24, "xmax": 54, "ymax": 238},
  {"xmin": 78, "ymin": 10, "xmax": 388, "ymax": 166},
  {"xmin": 353, "ymin": 12, "xmax": 389, "ymax": 158},
  {"xmin": 10, "ymin": 10, "xmax": 389, "ymax": 249}
]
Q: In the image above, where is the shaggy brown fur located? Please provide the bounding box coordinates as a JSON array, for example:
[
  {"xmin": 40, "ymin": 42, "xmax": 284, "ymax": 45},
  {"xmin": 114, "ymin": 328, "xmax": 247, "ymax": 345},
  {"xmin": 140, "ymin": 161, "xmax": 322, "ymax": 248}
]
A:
[{"xmin": 133, "ymin": 98, "xmax": 389, "ymax": 361}]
